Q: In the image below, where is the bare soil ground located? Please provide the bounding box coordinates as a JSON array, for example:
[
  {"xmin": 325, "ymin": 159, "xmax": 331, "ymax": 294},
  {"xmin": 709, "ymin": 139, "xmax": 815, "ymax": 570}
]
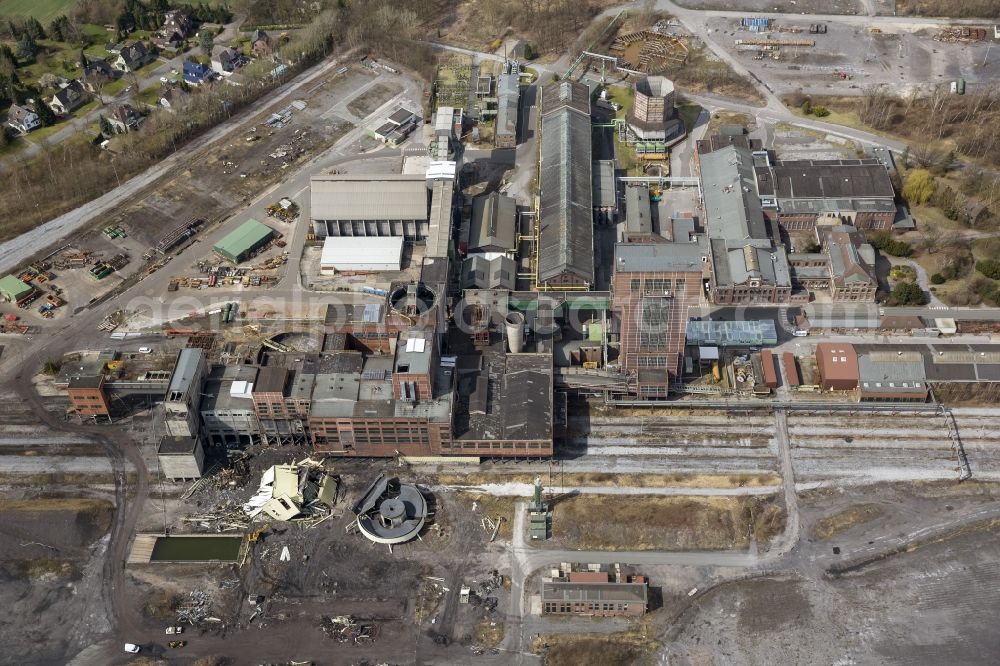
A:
[
  {"xmin": 346, "ymin": 82, "xmax": 402, "ymax": 118},
  {"xmin": 665, "ymin": 524, "xmax": 1000, "ymax": 665},
  {"xmin": 810, "ymin": 503, "xmax": 885, "ymax": 540},
  {"xmin": 535, "ymin": 626, "xmax": 660, "ymax": 666},
  {"xmin": 544, "ymin": 495, "xmax": 786, "ymax": 551},
  {"xmin": 895, "ymin": 0, "xmax": 1000, "ymax": 17},
  {"xmin": 0, "ymin": 398, "xmax": 120, "ymax": 666}
]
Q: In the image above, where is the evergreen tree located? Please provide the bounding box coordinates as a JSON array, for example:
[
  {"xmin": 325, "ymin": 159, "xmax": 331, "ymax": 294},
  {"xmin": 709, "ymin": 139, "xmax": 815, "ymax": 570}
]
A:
[{"xmin": 33, "ymin": 99, "xmax": 56, "ymax": 126}]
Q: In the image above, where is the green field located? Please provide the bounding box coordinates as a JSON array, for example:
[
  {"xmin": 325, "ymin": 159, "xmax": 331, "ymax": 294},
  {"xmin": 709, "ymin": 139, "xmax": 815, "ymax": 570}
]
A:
[{"xmin": 0, "ymin": 0, "xmax": 78, "ymax": 24}]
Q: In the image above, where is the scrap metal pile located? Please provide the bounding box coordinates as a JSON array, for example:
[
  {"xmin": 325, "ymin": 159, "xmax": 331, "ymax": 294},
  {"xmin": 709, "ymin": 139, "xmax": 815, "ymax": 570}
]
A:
[{"xmin": 175, "ymin": 590, "xmax": 222, "ymax": 626}]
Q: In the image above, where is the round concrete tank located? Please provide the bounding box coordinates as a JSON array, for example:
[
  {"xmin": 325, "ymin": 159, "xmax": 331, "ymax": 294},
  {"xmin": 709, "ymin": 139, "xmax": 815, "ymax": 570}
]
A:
[{"xmin": 505, "ymin": 312, "xmax": 525, "ymax": 354}]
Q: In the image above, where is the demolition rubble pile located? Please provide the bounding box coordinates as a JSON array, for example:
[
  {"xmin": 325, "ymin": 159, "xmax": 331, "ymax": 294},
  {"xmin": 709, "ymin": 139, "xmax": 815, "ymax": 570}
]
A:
[
  {"xmin": 242, "ymin": 457, "xmax": 339, "ymax": 524},
  {"xmin": 321, "ymin": 615, "xmax": 380, "ymax": 644}
]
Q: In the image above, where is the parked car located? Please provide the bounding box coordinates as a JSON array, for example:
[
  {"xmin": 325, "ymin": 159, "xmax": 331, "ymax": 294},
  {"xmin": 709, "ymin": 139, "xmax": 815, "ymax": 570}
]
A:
[
  {"xmin": 160, "ymin": 76, "xmax": 169, "ymax": 83},
  {"xmin": 124, "ymin": 644, "xmax": 141, "ymax": 653},
  {"xmin": 138, "ymin": 346, "xmax": 153, "ymax": 354}
]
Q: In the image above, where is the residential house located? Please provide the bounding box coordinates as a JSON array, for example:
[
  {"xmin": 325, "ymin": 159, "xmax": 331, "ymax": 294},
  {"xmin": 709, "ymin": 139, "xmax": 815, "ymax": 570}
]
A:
[
  {"xmin": 107, "ymin": 104, "xmax": 143, "ymax": 134},
  {"xmin": 113, "ymin": 41, "xmax": 153, "ymax": 73},
  {"xmin": 183, "ymin": 60, "xmax": 212, "ymax": 86},
  {"xmin": 79, "ymin": 57, "xmax": 120, "ymax": 93},
  {"xmin": 49, "ymin": 80, "xmax": 90, "ymax": 115},
  {"xmin": 251, "ymin": 29, "xmax": 273, "ymax": 57},
  {"xmin": 211, "ymin": 45, "xmax": 241, "ymax": 76},
  {"xmin": 153, "ymin": 10, "xmax": 193, "ymax": 50},
  {"xmin": 7, "ymin": 104, "xmax": 41, "ymax": 133}
]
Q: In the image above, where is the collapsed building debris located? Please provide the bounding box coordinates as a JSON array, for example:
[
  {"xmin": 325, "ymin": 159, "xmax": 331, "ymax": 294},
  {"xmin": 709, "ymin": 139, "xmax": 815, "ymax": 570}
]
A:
[
  {"xmin": 321, "ymin": 615, "xmax": 380, "ymax": 643},
  {"xmin": 243, "ymin": 457, "xmax": 339, "ymax": 522}
]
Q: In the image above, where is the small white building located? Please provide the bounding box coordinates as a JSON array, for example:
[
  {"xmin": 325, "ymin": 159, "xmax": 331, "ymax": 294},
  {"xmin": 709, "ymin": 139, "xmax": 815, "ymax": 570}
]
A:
[{"xmin": 320, "ymin": 236, "xmax": 404, "ymax": 274}]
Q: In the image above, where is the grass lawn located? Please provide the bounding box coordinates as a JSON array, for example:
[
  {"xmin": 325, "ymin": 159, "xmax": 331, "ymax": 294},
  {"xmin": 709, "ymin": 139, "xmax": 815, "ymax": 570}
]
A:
[
  {"xmin": 606, "ymin": 84, "xmax": 634, "ymax": 121},
  {"xmin": 27, "ymin": 120, "xmax": 69, "ymax": 142},
  {"xmin": 135, "ymin": 85, "xmax": 160, "ymax": 106},
  {"xmin": 0, "ymin": 0, "xmax": 78, "ymax": 23},
  {"xmin": 910, "ymin": 204, "xmax": 965, "ymax": 231}
]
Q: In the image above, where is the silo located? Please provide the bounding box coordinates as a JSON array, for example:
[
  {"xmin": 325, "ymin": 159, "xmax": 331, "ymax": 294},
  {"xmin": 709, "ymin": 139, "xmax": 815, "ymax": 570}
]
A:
[{"xmin": 505, "ymin": 312, "xmax": 525, "ymax": 354}]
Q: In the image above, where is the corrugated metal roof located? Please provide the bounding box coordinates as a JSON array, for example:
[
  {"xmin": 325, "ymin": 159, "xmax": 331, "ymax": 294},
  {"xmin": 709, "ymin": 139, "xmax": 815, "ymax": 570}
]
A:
[
  {"xmin": 538, "ymin": 81, "xmax": 593, "ymax": 285},
  {"xmin": 212, "ymin": 218, "xmax": 273, "ymax": 260},
  {"xmin": 311, "ymin": 175, "xmax": 429, "ymax": 221}
]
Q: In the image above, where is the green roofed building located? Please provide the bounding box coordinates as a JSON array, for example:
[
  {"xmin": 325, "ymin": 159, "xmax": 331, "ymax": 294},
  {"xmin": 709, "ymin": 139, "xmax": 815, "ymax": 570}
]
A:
[
  {"xmin": 213, "ymin": 218, "xmax": 274, "ymax": 263},
  {"xmin": 0, "ymin": 275, "xmax": 33, "ymax": 303}
]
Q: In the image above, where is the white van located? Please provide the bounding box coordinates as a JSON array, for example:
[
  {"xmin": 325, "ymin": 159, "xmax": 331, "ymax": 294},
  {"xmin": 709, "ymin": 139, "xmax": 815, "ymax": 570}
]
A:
[
  {"xmin": 124, "ymin": 644, "xmax": 141, "ymax": 653},
  {"xmin": 792, "ymin": 329, "xmax": 808, "ymax": 337}
]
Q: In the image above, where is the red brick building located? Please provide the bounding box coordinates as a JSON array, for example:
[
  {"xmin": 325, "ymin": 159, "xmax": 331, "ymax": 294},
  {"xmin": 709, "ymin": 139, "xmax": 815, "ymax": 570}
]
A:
[
  {"xmin": 612, "ymin": 242, "xmax": 705, "ymax": 398},
  {"xmin": 67, "ymin": 375, "xmax": 111, "ymax": 417}
]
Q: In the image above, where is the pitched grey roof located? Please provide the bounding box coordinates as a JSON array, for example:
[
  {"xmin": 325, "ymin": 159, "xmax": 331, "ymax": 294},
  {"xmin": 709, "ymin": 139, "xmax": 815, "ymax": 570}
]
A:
[
  {"xmin": 625, "ymin": 185, "xmax": 652, "ymax": 235},
  {"xmin": 538, "ymin": 81, "xmax": 593, "ymax": 285},
  {"xmin": 462, "ymin": 255, "xmax": 516, "ymax": 290},
  {"xmin": 469, "ymin": 192, "xmax": 516, "ymax": 252},
  {"xmin": 700, "ymin": 145, "xmax": 768, "ymax": 242}
]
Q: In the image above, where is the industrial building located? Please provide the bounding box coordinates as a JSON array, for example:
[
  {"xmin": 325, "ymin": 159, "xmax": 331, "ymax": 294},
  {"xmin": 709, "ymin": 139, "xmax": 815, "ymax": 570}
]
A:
[
  {"xmin": 756, "ymin": 158, "xmax": 897, "ymax": 232},
  {"xmin": 212, "ymin": 218, "xmax": 274, "ymax": 264},
  {"xmin": 699, "ymin": 144, "xmax": 793, "ymax": 304},
  {"xmin": 612, "ymin": 242, "xmax": 705, "ymax": 397},
  {"xmin": 0, "ymin": 274, "xmax": 33, "ymax": 303},
  {"xmin": 468, "ymin": 192, "xmax": 517, "ymax": 254},
  {"xmin": 684, "ymin": 320, "xmax": 779, "ymax": 347},
  {"xmin": 320, "ymin": 236, "xmax": 404, "ymax": 274},
  {"xmin": 157, "ymin": 436, "xmax": 206, "ymax": 480},
  {"xmin": 462, "ymin": 255, "xmax": 516, "ymax": 290},
  {"xmin": 537, "ymin": 81, "xmax": 594, "ymax": 288},
  {"xmin": 542, "ymin": 564, "xmax": 648, "ymax": 617},
  {"xmin": 163, "ymin": 348, "xmax": 208, "ymax": 438},
  {"xmin": 815, "ymin": 343, "xmax": 860, "ymax": 391},
  {"xmin": 199, "ymin": 365, "xmax": 260, "ymax": 447},
  {"xmin": 310, "ymin": 174, "xmax": 430, "ymax": 239},
  {"xmin": 494, "ymin": 60, "xmax": 520, "ymax": 148},
  {"xmin": 626, "ymin": 75, "xmax": 683, "ymax": 142},
  {"xmin": 788, "ymin": 226, "xmax": 878, "ymax": 302},
  {"xmin": 623, "ymin": 184, "xmax": 663, "ymax": 243}
]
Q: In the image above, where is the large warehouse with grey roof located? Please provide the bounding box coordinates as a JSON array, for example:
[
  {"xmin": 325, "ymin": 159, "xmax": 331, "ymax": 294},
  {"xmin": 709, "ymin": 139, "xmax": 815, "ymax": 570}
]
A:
[
  {"xmin": 537, "ymin": 80, "xmax": 594, "ymax": 288},
  {"xmin": 311, "ymin": 174, "xmax": 431, "ymax": 239}
]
